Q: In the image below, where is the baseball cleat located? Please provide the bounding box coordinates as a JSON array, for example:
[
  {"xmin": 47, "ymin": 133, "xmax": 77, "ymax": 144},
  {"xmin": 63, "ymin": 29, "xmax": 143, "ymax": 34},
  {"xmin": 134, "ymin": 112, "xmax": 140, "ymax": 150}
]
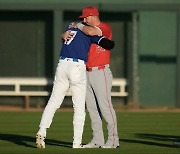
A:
[
  {"xmin": 102, "ymin": 145, "xmax": 120, "ymax": 148},
  {"xmin": 102, "ymin": 141, "xmax": 120, "ymax": 148},
  {"xmin": 83, "ymin": 142, "xmax": 101, "ymax": 148},
  {"xmin": 36, "ymin": 133, "xmax": 45, "ymax": 148},
  {"xmin": 102, "ymin": 143, "xmax": 120, "ymax": 148},
  {"xmin": 72, "ymin": 143, "xmax": 84, "ymax": 148}
]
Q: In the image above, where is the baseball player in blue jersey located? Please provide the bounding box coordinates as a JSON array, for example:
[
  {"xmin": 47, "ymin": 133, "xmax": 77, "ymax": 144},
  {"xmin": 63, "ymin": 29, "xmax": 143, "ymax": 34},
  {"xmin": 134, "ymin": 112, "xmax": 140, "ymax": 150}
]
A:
[{"xmin": 35, "ymin": 23, "xmax": 115, "ymax": 149}]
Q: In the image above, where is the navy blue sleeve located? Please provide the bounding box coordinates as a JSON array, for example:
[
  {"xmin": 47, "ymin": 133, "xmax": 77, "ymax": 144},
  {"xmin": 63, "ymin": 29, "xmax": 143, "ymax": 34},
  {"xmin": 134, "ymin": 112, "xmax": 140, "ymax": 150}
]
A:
[
  {"xmin": 90, "ymin": 36, "xmax": 105, "ymax": 44},
  {"xmin": 91, "ymin": 36, "xmax": 115, "ymax": 50}
]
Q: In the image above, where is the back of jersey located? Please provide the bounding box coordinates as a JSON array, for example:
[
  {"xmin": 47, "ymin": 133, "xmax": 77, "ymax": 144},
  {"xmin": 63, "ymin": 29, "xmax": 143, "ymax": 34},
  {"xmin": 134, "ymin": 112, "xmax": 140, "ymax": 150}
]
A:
[{"xmin": 60, "ymin": 25, "xmax": 92, "ymax": 62}]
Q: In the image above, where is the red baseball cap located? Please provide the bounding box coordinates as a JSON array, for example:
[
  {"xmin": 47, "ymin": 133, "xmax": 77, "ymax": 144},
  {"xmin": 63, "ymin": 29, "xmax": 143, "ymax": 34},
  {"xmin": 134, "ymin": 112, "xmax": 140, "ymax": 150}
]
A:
[{"xmin": 79, "ymin": 6, "xmax": 99, "ymax": 18}]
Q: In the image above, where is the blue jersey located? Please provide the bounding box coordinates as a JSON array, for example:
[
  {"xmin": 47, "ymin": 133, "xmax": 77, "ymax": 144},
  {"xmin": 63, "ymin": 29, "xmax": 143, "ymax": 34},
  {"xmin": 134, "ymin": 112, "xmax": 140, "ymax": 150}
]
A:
[{"xmin": 60, "ymin": 24, "xmax": 103, "ymax": 62}]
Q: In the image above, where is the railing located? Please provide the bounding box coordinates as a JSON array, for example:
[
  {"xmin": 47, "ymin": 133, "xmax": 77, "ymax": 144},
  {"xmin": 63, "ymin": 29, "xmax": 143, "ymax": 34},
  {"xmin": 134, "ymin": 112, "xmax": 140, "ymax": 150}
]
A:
[{"xmin": 0, "ymin": 77, "xmax": 128, "ymax": 109}]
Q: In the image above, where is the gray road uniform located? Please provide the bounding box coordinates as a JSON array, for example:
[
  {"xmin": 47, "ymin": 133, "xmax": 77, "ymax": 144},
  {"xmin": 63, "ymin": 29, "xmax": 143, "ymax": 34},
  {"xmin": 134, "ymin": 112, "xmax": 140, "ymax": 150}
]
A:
[
  {"xmin": 86, "ymin": 65, "xmax": 119, "ymax": 148},
  {"xmin": 83, "ymin": 21, "xmax": 119, "ymax": 148}
]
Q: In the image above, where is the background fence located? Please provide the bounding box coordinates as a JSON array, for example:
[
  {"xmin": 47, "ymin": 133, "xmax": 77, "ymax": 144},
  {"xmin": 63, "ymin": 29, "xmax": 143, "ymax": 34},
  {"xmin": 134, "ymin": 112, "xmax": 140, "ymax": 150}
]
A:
[{"xmin": 0, "ymin": 0, "xmax": 180, "ymax": 108}]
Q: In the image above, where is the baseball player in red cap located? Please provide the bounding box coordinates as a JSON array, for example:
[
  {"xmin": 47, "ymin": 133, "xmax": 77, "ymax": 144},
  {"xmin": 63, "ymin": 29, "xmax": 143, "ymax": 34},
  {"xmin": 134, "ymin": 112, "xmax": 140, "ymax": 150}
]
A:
[{"xmin": 68, "ymin": 6, "xmax": 120, "ymax": 148}]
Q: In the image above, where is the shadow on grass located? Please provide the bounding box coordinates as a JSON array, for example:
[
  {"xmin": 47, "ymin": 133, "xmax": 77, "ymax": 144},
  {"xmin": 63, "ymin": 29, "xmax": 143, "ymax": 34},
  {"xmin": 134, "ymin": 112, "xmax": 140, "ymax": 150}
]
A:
[
  {"xmin": 120, "ymin": 133, "xmax": 180, "ymax": 148},
  {"xmin": 0, "ymin": 133, "xmax": 72, "ymax": 148}
]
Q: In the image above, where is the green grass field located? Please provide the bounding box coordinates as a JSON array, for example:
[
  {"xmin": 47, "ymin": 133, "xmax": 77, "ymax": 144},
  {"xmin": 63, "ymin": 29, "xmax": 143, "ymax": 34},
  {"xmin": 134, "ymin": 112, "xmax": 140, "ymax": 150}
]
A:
[{"xmin": 0, "ymin": 110, "xmax": 179, "ymax": 154}]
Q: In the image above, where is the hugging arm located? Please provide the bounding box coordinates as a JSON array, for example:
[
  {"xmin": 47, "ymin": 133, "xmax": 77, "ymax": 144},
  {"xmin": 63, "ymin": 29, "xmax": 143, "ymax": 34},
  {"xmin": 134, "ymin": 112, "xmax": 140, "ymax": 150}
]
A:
[
  {"xmin": 70, "ymin": 22, "xmax": 102, "ymax": 36},
  {"xmin": 91, "ymin": 36, "xmax": 115, "ymax": 50},
  {"xmin": 61, "ymin": 23, "xmax": 115, "ymax": 50},
  {"xmin": 98, "ymin": 37, "xmax": 115, "ymax": 50}
]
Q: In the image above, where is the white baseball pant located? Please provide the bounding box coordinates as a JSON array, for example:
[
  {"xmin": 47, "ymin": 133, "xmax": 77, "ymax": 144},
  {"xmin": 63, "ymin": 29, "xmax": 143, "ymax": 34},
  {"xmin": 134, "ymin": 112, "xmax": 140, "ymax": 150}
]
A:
[{"xmin": 39, "ymin": 58, "xmax": 86, "ymax": 145}]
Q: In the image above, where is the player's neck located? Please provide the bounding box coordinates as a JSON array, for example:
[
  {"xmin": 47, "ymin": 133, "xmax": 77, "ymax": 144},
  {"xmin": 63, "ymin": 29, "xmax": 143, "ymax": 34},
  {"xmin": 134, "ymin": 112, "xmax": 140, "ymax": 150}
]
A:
[{"xmin": 92, "ymin": 18, "xmax": 100, "ymax": 26}]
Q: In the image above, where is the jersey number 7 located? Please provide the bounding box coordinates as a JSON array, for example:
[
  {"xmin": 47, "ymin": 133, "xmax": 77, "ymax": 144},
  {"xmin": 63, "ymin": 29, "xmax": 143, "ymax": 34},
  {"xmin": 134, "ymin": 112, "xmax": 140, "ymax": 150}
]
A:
[{"xmin": 64, "ymin": 31, "xmax": 77, "ymax": 45}]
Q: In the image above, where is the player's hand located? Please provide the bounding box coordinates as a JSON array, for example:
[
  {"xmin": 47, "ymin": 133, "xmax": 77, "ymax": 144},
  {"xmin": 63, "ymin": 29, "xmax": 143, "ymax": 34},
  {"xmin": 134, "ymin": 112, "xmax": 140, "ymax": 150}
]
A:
[
  {"xmin": 62, "ymin": 30, "xmax": 73, "ymax": 42},
  {"xmin": 69, "ymin": 22, "xmax": 79, "ymax": 28}
]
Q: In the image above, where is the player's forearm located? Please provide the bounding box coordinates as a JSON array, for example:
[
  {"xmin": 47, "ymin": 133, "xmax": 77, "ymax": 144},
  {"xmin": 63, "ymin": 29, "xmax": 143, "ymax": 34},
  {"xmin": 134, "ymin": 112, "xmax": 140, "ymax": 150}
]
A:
[
  {"xmin": 77, "ymin": 23, "xmax": 101, "ymax": 36},
  {"xmin": 82, "ymin": 26, "xmax": 101, "ymax": 36},
  {"xmin": 99, "ymin": 38, "xmax": 115, "ymax": 50}
]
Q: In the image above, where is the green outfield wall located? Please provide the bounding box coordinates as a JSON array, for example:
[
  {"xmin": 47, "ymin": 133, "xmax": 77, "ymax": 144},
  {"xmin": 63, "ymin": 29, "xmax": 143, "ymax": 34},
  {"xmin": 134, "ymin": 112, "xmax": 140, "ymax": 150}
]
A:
[{"xmin": 0, "ymin": 0, "xmax": 180, "ymax": 107}]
